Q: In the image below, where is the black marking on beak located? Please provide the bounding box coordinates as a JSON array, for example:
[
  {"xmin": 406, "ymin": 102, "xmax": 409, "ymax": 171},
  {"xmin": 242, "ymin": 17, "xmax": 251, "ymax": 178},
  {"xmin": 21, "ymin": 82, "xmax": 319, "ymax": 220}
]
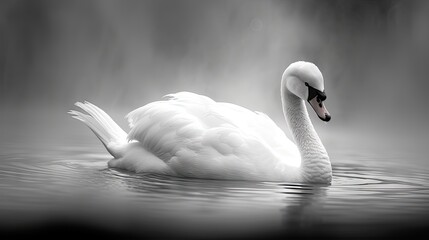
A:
[
  {"xmin": 320, "ymin": 113, "xmax": 331, "ymax": 122},
  {"xmin": 305, "ymin": 82, "xmax": 326, "ymax": 102}
]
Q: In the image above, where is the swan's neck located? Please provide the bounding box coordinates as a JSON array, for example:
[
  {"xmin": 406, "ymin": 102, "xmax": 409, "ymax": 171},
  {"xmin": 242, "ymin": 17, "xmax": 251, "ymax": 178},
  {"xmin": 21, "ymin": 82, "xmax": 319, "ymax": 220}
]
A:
[{"xmin": 281, "ymin": 79, "xmax": 332, "ymax": 183}]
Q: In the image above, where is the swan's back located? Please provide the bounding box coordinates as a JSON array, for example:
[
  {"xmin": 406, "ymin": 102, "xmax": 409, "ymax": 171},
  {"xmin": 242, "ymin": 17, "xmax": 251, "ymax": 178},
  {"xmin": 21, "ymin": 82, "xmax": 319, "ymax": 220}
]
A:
[{"xmin": 126, "ymin": 92, "xmax": 300, "ymax": 180}]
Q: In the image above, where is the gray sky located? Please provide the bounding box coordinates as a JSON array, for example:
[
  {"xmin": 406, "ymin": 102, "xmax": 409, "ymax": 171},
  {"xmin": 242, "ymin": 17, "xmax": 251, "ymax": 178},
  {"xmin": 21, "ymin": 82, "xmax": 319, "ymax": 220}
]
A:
[{"xmin": 1, "ymin": 0, "xmax": 428, "ymax": 148}]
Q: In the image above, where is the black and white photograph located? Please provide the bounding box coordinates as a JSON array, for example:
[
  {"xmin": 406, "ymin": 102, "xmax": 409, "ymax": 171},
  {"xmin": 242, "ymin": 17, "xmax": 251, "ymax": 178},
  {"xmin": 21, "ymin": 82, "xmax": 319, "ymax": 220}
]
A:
[{"xmin": 1, "ymin": 0, "xmax": 429, "ymax": 239}]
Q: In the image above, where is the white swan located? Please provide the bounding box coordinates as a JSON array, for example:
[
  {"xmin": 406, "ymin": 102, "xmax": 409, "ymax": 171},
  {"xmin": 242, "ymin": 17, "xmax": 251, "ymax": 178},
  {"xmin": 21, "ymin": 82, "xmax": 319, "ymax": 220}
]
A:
[{"xmin": 69, "ymin": 61, "xmax": 332, "ymax": 183}]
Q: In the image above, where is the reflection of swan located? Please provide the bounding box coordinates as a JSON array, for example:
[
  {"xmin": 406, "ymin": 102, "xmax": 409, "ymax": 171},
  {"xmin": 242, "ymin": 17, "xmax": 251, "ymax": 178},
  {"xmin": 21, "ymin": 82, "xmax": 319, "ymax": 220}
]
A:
[
  {"xmin": 280, "ymin": 183, "xmax": 328, "ymax": 231},
  {"xmin": 69, "ymin": 61, "xmax": 332, "ymax": 183}
]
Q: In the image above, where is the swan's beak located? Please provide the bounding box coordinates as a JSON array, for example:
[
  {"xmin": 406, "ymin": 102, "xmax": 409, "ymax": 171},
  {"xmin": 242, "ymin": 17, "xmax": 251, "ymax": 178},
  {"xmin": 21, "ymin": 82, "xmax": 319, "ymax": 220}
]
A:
[{"xmin": 309, "ymin": 97, "xmax": 331, "ymax": 122}]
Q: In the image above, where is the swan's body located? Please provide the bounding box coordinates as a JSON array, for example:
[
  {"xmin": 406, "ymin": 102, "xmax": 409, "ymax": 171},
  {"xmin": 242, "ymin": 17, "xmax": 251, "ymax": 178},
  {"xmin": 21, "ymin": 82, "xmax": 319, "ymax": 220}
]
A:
[{"xmin": 70, "ymin": 61, "xmax": 332, "ymax": 183}]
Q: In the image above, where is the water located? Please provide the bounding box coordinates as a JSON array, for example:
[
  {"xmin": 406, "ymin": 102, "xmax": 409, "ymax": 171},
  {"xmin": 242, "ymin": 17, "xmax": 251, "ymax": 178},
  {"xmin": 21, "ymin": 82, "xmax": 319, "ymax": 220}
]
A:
[{"xmin": 1, "ymin": 139, "xmax": 429, "ymax": 239}]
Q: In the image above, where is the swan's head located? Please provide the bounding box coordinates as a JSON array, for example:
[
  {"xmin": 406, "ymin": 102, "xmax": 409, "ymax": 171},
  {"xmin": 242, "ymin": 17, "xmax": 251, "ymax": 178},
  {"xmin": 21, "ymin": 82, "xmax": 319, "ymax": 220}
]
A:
[{"xmin": 283, "ymin": 61, "xmax": 331, "ymax": 122}]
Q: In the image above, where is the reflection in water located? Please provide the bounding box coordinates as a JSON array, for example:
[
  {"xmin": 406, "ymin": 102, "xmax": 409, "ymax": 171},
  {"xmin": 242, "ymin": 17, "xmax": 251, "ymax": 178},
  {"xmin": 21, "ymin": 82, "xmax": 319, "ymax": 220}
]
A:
[
  {"xmin": 280, "ymin": 183, "xmax": 327, "ymax": 231},
  {"xmin": 0, "ymin": 143, "xmax": 429, "ymax": 238}
]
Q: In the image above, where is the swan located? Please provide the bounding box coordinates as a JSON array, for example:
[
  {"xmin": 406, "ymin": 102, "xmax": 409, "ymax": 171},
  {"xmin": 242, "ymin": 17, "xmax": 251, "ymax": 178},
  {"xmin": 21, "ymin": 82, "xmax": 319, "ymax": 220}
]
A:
[{"xmin": 69, "ymin": 61, "xmax": 332, "ymax": 183}]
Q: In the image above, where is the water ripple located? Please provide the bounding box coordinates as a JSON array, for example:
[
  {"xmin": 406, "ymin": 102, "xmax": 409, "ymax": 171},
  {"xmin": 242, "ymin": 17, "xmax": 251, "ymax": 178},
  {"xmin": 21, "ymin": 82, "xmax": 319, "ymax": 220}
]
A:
[{"xmin": 1, "ymin": 145, "xmax": 429, "ymax": 236}]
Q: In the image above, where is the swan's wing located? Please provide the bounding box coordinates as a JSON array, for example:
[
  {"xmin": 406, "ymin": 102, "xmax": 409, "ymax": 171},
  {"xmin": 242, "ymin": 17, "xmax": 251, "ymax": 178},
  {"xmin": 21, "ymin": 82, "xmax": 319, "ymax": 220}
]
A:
[
  {"xmin": 126, "ymin": 92, "xmax": 230, "ymax": 162},
  {"xmin": 162, "ymin": 92, "xmax": 293, "ymax": 147},
  {"xmin": 213, "ymin": 102, "xmax": 300, "ymax": 164},
  {"xmin": 126, "ymin": 92, "xmax": 299, "ymax": 167},
  {"xmin": 214, "ymin": 103, "xmax": 289, "ymax": 147}
]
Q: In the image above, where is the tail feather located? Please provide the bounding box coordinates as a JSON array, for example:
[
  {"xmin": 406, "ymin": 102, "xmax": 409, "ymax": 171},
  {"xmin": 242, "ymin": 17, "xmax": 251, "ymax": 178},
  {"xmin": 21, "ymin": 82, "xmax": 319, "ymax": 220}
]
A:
[{"xmin": 69, "ymin": 102, "xmax": 127, "ymax": 157}]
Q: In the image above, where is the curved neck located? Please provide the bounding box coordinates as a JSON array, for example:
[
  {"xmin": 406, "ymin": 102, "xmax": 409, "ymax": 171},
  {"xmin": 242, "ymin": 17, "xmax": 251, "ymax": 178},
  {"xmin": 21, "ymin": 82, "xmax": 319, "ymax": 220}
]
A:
[{"xmin": 281, "ymin": 77, "xmax": 332, "ymax": 183}]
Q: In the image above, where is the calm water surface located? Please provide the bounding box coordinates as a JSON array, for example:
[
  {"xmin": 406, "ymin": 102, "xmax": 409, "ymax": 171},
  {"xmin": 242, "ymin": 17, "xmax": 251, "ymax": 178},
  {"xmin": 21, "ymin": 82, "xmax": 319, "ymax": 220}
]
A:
[{"xmin": 1, "ymin": 140, "xmax": 429, "ymax": 238}]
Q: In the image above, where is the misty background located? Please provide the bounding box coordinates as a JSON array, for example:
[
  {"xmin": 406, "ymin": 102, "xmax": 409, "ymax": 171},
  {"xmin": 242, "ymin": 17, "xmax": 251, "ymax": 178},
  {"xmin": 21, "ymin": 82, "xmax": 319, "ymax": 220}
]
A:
[{"xmin": 1, "ymin": 0, "xmax": 428, "ymax": 166}]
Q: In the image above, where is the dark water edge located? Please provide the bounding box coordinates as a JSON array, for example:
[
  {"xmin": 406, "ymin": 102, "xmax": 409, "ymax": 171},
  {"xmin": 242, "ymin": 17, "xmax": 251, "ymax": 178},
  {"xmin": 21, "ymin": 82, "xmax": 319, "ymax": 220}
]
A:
[{"xmin": 1, "ymin": 219, "xmax": 429, "ymax": 240}]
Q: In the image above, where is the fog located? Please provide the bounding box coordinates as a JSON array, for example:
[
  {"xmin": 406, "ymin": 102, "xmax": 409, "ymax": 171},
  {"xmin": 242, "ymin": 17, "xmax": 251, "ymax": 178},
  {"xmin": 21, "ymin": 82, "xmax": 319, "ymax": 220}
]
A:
[{"xmin": 1, "ymin": 0, "xmax": 428, "ymax": 160}]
